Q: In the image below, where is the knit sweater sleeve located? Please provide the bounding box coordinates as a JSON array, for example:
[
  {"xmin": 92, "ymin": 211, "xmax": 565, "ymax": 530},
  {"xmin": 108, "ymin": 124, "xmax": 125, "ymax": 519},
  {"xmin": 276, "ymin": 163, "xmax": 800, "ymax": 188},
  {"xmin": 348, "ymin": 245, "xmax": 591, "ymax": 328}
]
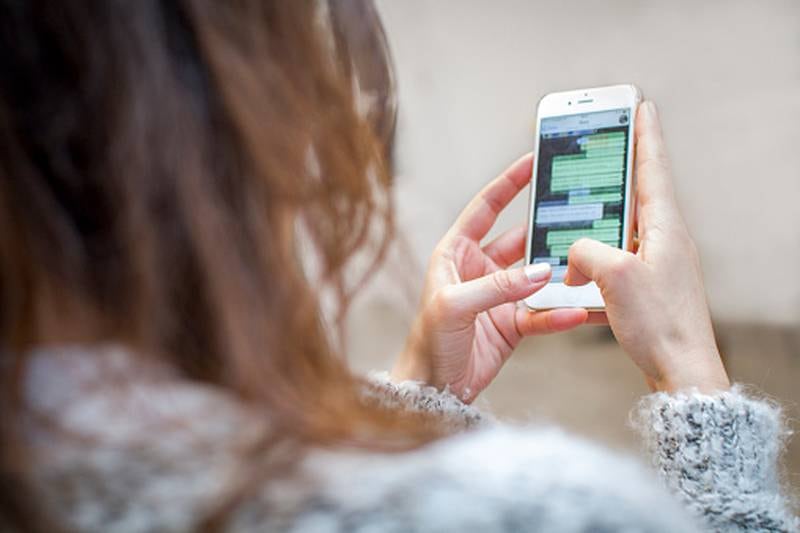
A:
[
  {"xmin": 360, "ymin": 371, "xmax": 486, "ymax": 430},
  {"xmin": 633, "ymin": 385, "xmax": 798, "ymax": 532},
  {"xmin": 364, "ymin": 374, "xmax": 799, "ymax": 532}
]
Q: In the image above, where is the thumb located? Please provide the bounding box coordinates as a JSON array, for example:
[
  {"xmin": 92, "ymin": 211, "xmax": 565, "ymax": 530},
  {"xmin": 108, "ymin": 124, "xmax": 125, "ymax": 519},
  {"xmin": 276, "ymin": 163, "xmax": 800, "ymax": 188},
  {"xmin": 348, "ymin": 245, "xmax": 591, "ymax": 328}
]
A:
[
  {"xmin": 564, "ymin": 238, "xmax": 631, "ymax": 288},
  {"xmin": 439, "ymin": 263, "xmax": 552, "ymax": 317}
]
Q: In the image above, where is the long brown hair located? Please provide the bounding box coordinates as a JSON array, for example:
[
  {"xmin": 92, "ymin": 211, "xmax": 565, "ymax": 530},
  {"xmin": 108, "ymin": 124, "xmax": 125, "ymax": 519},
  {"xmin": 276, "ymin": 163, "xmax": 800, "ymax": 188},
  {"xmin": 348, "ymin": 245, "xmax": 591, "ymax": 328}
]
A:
[{"xmin": 0, "ymin": 1, "xmax": 434, "ymax": 529}]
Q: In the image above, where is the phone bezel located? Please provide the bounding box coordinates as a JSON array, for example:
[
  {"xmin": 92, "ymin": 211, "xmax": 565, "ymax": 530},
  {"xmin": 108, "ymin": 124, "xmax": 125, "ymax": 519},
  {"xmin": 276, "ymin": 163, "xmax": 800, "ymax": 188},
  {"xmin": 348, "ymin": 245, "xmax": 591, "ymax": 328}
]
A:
[{"xmin": 524, "ymin": 84, "xmax": 641, "ymax": 310}]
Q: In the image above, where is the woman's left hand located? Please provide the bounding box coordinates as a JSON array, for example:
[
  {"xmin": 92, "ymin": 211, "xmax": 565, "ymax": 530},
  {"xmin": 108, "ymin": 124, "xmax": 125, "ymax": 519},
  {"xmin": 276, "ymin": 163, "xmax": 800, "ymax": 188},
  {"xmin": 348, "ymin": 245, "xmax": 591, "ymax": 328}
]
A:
[{"xmin": 391, "ymin": 154, "xmax": 588, "ymax": 402}]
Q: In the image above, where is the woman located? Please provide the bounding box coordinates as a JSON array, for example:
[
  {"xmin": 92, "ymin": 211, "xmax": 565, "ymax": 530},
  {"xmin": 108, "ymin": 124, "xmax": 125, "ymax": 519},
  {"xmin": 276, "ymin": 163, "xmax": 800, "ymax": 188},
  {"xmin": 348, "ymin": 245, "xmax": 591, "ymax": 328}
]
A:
[{"xmin": 0, "ymin": 1, "xmax": 794, "ymax": 532}]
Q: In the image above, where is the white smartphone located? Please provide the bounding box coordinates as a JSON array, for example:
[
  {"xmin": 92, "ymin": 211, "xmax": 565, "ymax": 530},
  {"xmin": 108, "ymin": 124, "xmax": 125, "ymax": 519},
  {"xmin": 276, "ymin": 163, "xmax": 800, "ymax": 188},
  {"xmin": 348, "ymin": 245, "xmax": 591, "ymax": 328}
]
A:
[{"xmin": 525, "ymin": 84, "xmax": 641, "ymax": 310}]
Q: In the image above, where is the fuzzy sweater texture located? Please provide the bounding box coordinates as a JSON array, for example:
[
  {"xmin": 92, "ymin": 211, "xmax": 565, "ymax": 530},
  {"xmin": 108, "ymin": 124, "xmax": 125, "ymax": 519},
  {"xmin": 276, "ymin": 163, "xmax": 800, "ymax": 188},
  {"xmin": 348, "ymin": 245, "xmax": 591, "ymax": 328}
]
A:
[{"xmin": 24, "ymin": 346, "xmax": 798, "ymax": 532}]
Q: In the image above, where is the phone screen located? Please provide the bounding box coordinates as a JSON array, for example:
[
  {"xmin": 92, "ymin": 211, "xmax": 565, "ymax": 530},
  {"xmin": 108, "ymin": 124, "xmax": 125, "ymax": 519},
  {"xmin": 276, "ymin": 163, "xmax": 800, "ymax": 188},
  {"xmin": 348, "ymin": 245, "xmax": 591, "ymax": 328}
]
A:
[{"xmin": 530, "ymin": 107, "xmax": 631, "ymax": 282}]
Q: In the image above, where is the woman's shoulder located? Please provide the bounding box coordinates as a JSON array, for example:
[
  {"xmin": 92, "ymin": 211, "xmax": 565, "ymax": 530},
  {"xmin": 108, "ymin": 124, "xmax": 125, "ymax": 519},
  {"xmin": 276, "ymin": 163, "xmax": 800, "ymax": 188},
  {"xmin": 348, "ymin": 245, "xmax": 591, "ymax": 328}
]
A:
[{"xmin": 24, "ymin": 346, "xmax": 699, "ymax": 532}]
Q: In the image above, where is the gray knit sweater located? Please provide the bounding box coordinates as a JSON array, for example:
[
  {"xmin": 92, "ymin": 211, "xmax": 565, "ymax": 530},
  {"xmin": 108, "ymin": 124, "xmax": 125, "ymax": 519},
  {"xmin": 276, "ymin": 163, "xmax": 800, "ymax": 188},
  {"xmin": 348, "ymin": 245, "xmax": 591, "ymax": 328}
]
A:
[{"xmin": 25, "ymin": 346, "xmax": 798, "ymax": 532}]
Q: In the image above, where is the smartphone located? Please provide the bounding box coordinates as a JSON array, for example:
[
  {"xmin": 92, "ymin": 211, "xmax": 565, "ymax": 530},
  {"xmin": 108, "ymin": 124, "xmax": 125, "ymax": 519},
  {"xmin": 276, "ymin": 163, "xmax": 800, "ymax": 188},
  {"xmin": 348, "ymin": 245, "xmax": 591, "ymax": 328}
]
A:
[{"xmin": 524, "ymin": 84, "xmax": 641, "ymax": 310}]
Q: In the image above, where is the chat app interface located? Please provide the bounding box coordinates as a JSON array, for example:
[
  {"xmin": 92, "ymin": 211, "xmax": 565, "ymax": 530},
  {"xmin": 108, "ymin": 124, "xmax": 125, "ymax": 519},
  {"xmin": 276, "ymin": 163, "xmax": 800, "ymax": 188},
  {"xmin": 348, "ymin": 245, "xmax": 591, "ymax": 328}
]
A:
[{"xmin": 531, "ymin": 108, "xmax": 630, "ymax": 282}]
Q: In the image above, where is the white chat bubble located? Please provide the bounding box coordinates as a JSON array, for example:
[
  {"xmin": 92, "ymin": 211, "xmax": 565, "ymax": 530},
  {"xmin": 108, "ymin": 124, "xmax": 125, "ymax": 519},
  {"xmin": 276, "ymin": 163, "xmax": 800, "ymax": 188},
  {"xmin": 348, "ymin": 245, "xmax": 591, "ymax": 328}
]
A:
[
  {"xmin": 536, "ymin": 203, "xmax": 602, "ymax": 225},
  {"xmin": 532, "ymin": 256, "xmax": 561, "ymax": 266}
]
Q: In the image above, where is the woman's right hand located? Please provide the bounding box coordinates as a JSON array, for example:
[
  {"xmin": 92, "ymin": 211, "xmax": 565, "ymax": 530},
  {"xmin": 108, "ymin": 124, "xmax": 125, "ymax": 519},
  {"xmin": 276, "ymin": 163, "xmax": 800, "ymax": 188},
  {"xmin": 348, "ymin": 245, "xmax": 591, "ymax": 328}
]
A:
[{"xmin": 565, "ymin": 101, "xmax": 730, "ymax": 394}]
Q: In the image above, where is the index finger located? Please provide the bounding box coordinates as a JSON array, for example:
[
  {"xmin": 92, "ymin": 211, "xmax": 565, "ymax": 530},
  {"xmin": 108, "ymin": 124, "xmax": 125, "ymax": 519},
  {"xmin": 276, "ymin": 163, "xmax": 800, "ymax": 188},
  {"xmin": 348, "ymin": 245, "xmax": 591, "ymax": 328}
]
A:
[
  {"xmin": 635, "ymin": 101, "xmax": 676, "ymax": 208},
  {"xmin": 515, "ymin": 307, "xmax": 588, "ymax": 336},
  {"xmin": 449, "ymin": 153, "xmax": 533, "ymax": 241}
]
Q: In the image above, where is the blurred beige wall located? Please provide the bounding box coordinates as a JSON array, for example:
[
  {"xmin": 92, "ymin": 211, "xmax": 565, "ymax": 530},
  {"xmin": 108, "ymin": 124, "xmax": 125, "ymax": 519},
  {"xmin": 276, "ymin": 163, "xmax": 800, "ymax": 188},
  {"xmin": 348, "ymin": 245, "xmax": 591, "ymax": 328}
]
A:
[
  {"xmin": 347, "ymin": 2, "xmax": 800, "ymax": 490},
  {"xmin": 372, "ymin": 0, "xmax": 800, "ymax": 326}
]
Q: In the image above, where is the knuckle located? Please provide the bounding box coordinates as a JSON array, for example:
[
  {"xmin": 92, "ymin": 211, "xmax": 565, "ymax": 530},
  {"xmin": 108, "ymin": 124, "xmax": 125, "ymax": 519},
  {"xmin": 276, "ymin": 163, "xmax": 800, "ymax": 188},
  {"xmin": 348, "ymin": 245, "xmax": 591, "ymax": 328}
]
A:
[
  {"xmin": 445, "ymin": 235, "xmax": 472, "ymax": 260},
  {"xmin": 638, "ymin": 132, "xmax": 669, "ymax": 160},
  {"xmin": 431, "ymin": 286, "xmax": 457, "ymax": 317},
  {"xmin": 608, "ymin": 253, "xmax": 639, "ymax": 280},
  {"xmin": 638, "ymin": 153, "xmax": 670, "ymax": 176},
  {"xmin": 491, "ymin": 270, "xmax": 515, "ymax": 297},
  {"xmin": 569, "ymin": 238, "xmax": 590, "ymax": 256},
  {"xmin": 432, "ymin": 240, "xmax": 453, "ymax": 258}
]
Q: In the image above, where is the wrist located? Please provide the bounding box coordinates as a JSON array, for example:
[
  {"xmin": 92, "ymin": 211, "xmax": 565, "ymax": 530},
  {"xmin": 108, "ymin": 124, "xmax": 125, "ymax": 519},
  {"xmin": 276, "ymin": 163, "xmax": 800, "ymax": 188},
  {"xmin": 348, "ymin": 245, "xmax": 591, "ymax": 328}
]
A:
[
  {"xmin": 391, "ymin": 332, "xmax": 432, "ymax": 384},
  {"xmin": 650, "ymin": 345, "xmax": 730, "ymax": 394},
  {"xmin": 390, "ymin": 351, "xmax": 431, "ymax": 384}
]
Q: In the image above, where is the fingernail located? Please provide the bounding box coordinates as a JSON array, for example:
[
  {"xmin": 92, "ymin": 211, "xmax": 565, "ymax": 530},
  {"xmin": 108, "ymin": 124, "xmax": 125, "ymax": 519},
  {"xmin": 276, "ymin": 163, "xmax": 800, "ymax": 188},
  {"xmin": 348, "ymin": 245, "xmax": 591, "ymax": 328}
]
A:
[{"xmin": 524, "ymin": 262, "xmax": 551, "ymax": 282}]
